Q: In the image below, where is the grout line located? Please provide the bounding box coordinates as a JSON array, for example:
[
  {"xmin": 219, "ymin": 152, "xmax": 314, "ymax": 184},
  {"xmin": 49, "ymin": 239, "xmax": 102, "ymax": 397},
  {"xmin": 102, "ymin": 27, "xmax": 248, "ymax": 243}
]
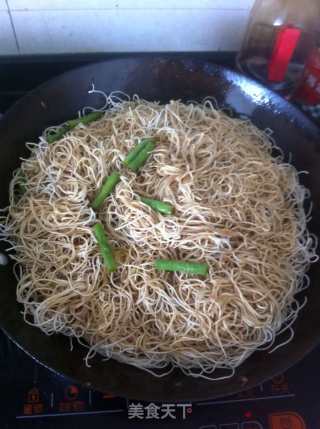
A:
[
  {"xmin": 8, "ymin": 7, "xmax": 250, "ymax": 12},
  {"xmin": 5, "ymin": 0, "xmax": 20, "ymax": 53}
]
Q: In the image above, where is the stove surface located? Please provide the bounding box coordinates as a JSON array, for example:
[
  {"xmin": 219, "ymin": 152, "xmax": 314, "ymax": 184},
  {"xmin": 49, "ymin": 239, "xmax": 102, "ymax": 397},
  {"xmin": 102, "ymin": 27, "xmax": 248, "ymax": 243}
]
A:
[{"xmin": 1, "ymin": 329, "xmax": 319, "ymax": 428}]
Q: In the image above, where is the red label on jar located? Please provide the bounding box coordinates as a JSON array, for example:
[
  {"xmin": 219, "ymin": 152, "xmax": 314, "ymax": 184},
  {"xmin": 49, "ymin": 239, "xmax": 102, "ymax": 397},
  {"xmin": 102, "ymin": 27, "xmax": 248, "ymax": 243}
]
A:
[
  {"xmin": 294, "ymin": 48, "xmax": 320, "ymax": 104},
  {"xmin": 268, "ymin": 26, "xmax": 301, "ymax": 83}
]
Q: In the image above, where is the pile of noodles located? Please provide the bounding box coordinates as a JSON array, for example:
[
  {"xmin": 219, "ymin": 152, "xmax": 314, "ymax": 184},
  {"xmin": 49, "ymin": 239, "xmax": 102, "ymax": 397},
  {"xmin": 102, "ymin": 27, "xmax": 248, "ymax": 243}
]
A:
[{"xmin": 0, "ymin": 93, "xmax": 318, "ymax": 380}]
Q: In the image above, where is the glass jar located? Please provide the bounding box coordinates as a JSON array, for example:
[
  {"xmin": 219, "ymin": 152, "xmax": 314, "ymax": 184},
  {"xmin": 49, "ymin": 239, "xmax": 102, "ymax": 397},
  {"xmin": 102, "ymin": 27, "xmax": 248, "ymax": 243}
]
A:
[{"xmin": 237, "ymin": 0, "xmax": 320, "ymax": 94}]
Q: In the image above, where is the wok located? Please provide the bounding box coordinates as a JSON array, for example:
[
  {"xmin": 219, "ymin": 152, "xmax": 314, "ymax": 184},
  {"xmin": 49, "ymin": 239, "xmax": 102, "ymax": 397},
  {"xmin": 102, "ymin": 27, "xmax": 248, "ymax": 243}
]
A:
[{"xmin": 0, "ymin": 57, "xmax": 319, "ymax": 401}]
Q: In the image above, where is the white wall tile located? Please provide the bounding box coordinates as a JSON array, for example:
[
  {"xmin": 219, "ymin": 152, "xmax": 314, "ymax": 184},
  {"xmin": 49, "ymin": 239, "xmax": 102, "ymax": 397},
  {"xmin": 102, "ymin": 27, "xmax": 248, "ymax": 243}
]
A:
[
  {"xmin": 0, "ymin": 11, "xmax": 18, "ymax": 54},
  {"xmin": 12, "ymin": 9, "xmax": 248, "ymax": 54},
  {"xmin": 8, "ymin": 0, "xmax": 254, "ymax": 11}
]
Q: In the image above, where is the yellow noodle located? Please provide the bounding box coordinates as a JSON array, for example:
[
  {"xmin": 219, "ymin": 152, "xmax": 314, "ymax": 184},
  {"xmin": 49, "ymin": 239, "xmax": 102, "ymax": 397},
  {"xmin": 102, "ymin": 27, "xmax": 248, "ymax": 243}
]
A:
[{"xmin": 0, "ymin": 96, "xmax": 317, "ymax": 379}]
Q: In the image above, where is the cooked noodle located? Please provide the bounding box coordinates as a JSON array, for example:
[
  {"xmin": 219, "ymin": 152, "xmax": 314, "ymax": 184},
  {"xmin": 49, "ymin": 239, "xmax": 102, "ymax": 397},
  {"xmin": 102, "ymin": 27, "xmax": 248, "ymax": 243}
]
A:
[{"xmin": 0, "ymin": 95, "xmax": 317, "ymax": 379}]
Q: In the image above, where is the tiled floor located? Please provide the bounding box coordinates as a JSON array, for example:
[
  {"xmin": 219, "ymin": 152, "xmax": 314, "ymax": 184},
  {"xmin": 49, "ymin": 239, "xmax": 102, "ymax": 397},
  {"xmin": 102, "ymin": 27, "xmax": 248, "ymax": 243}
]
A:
[{"xmin": 1, "ymin": 0, "xmax": 254, "ymax": 55}]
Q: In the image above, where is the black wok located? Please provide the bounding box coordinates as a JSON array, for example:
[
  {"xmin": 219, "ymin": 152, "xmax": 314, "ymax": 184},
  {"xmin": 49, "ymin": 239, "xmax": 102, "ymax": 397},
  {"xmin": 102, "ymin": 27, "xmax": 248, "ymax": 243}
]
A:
[{"xmin": 0, "ymin": 57, "xmax": 319, "ymax": 401}]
